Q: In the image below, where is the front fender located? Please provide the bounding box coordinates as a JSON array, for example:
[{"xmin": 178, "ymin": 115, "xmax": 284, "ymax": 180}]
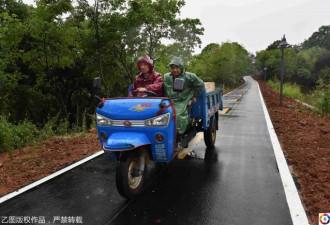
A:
[{"xmin": 103, "ymin": 132, "xmax": 151, "ymax": 151}]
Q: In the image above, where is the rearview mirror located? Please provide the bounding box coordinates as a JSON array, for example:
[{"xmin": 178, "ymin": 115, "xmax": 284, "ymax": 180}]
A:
[
  {"xmin": 93, "ymin": 77, "xmax": 101, "ymax": 90},
  {"xmin": 173, "ymin": 78, "xmax": 184, "ymax": 92}
]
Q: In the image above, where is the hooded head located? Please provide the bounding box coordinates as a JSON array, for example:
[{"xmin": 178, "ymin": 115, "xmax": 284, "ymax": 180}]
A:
[
  {"xmin": 169, "ymin": 57, "xmax": 184, "ymax": 71},
  {"xmin": 137, "ymin": 55, "xmax": 154, "ymax": 72},
  {"xmin": 169, "ymin": 56, "xmax": 184, "ymax": 77}
]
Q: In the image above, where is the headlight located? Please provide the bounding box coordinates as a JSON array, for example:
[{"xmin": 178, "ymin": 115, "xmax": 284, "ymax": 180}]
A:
[
  {"xmin": 96, "ymin": 113, "xmax": 112, "ymax": 126},
  {"xmin": 144, "ymin": 113, "xmax": 170, "ymax": 127}
]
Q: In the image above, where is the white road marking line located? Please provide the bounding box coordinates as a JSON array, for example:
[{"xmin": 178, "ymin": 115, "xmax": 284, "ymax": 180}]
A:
[
  {"xmin": 257, "ymin": 84, "xmax": 310, "ymax": 225},
  {"xmin": 0, "ymin": 150, "xmax": 104, "ymax": 204}
]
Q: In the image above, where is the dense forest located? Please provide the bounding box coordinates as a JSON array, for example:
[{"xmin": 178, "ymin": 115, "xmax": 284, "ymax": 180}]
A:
[
  {"xmin": 0, "ymin": 0, "xmax": 329, "ymax": 153},
  {"xmin": 254, "ymin": 25, "xmax": 330, "ymax": 116},
  {"xmin": 0, "ymin": 0, "xmax": 206, "ymax": 126},
  {"xmin": 255, "ymin": 25, "xmax": 330, "ymax": 89}
]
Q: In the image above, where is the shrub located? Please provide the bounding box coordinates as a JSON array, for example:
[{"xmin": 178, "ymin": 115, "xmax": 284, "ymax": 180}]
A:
[
  {"xmin": 319, "ymin": 89, "xmax": 330, "ymax": 115},
  {"xmin": 56, "ymin": 118, "xmax": 69, "ymax": 135},
  {"xmin": 70, "ymin": 124, "xmax": 82, "ymax": 133},
  {"xmin": 267, "ymin": 79, "xmax": 330, "ymax": 116},
  {"xmin": 10, "ymin": 120, "xmax": 39, "ymax": 149},
  {"xmin": 0, "ymin": 113, "xmax": 93, "ymax": 157},
  {"xmin": 0, "ymin": 116, "xmax": 13, "ymax": 153},
  {"xmin": 283, "ymin": 83, "xmax": 302, "ymax": 100},
  {"xmin": 313, "ymin": 82, "xmax": 330, "ymax": 116},
  {"xmin": 39, "ymin": 117, "xmax": 57, "ymax": 139},
  {"xmin": 267, "ymin": 80, "xmax": 302, "ymax": 100},
  {"xmin": 267, "ymin": 80, "xmax": 280, "ymax": 92},
  {"xmin": 90, "ymin": 114, "xmax": 96, "ymax": 128}
]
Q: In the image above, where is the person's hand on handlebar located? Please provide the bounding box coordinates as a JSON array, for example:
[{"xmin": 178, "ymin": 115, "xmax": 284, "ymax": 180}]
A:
[{"xmin": 137, "ymin": 87, "xmax": 147, "ymax": 92}]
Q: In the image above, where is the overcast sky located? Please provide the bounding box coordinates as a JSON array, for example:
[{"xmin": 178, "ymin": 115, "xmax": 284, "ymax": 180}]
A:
[
  {"xmin": 180, "ymin": 0, "xmax": 330, "ymax": 54},
  {"xmin": 22, "ymin": 0, "xmax": 330, "ymax": 54}
]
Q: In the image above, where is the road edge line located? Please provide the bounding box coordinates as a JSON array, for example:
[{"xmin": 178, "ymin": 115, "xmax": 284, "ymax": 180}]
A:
[
  {"xmin": 0, "ymin": 150, "xmax": 104, "ymax": 204},
  {"xmin": 257, "ymin": 84, "xmax": 310, "ymax": 225}
]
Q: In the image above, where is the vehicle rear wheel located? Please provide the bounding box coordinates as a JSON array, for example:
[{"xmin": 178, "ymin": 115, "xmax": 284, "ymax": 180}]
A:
[
  {"xmin": 204, "ymin": 116, "xmax": 216, "ymax": 148},
  {"xmin": 116, "ymin": 150, "xmax": 148, "ymax": 199}
]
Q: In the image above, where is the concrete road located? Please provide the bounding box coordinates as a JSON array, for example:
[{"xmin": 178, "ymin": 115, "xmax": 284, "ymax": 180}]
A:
[{"xmin": 0, "ymin": 76, "xmax": 295, "ymax": 225}]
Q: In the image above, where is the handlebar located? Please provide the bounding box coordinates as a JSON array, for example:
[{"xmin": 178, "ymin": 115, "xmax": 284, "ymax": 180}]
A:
[{"xmin": 132, "ymin": 90, "xmax": 158, "ymax": 97}]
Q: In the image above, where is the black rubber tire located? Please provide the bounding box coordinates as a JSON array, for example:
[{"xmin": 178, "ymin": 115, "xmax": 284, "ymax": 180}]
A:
[
  {"xmin": 204, "ymin": 116, "xmax": 216, "ymax": 148},
  {"xmin": 116, "ymin": 151, "xmax": 147, "ymax": 199}
]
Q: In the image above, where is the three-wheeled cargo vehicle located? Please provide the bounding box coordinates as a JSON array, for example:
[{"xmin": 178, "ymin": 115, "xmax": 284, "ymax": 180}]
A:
[{"xmin": 94, "ymin": 77, "xmax": 223, "ymax": 198}]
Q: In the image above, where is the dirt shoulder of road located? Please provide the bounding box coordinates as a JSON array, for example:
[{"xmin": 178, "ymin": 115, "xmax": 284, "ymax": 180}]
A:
[
  {"xmin": 0, "ymin": 129, "xmax": 101, "ymax": 196},
  {"xmin": 255, "ymin": 77, "xmax": 330, "ymax": 225}
]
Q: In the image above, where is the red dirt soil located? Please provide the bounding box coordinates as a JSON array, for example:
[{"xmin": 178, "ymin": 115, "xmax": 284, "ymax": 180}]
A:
[
  {"xmin": 256, "ymin": 78, "xmax": 330, "ymax": 225},
  {"xmin": 0, "ymin": 78, "xmax": 329, "ymax": 225},
  {"xmin": 0, "ymin": 129, "xmax": 100, "ymax": 196}
]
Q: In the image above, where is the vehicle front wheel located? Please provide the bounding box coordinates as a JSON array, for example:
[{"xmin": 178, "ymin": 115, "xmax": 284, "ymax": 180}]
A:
[{"xmin": 116, "ymin": 150, "xmax": 148, "ymax": 199}]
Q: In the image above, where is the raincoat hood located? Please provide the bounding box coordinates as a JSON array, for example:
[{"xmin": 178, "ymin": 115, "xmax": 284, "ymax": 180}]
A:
[
  {"xmin": 137, "ymin": 55, "xmax": 154, "ymax": 72},
  {"xmin": 169, "ymin": 57, "xmax": 185, "ymax": 73}
]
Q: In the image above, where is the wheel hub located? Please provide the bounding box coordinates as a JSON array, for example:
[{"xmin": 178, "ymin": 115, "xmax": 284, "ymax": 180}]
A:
[{"xmin": 128, "ymin": 159, "xmax": 143, "ymax": 189}]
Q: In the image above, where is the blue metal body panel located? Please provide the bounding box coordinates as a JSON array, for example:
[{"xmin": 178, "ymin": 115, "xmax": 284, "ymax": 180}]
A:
[
  {"xmin": 104, "ymin": 132, "xmax": 151, "ymax": 150},
  {"xmin": 98, "ymin": 98, "xmax": 164, "ymax": 120},
  {"xmin": 191, "ymin": 85, "xmax": 223, "ymax": 130},
  {"xmin": 96, "ymin": 98, "xmax": 175, "ymax": 162}
]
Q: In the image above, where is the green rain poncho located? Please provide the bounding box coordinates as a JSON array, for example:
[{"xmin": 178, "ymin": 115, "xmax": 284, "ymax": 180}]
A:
[{"xmin": 164, "ymin": 57, "xmax": 205, "ymax": 134}]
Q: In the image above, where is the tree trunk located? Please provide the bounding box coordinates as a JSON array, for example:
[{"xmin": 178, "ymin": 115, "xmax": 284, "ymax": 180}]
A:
[{"xmin": 94, "ymin": 0, "xmax": 109, "ymax": 97}]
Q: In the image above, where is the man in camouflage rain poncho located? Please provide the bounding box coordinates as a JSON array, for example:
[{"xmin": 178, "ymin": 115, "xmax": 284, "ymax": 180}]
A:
[{"xmin": 164, "ymin": 57, "xmax": 205, "ymax": 137}]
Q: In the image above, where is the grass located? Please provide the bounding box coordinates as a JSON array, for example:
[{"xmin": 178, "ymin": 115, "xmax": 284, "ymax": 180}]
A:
[
  {"xmin": 60, "ymin": 132, "xmax": 87, "ymax": 142},
  {"xmin": 267, "ymin": 80, "xmax": 303, "ymax": 100},
  {"xmin": 0, "ymin": 115, "xmax": 95, "ymax": 157},
  {"xmin": 267, "ymin": 79, "xmax": 330, "ymax": 116}
]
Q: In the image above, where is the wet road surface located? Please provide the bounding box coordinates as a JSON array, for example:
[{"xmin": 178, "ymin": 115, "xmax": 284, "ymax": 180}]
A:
[{"xmin": 0, "ymin": 76, "xmax": 294, "ymax": 225}]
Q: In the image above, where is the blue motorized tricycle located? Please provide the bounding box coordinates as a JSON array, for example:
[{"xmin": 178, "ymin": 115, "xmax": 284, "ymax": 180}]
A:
[{"xmin": 93, "ymin": 77, "xmax": 222, "ymax": 199}]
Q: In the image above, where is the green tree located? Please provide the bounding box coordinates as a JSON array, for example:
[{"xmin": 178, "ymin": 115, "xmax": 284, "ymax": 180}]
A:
[
  {"xmin": 256, "ymin": 37, "xmax": 330, "ymax": 91},
  {"xmin": 1, "ymin": 0, "xmax": 206, "ymax": 142},
  {"xmin": 303, "ymin": 25, "xmax": 330, "ymax": 50},
  {"xmin": 0, "ymin": 0, "xmax": 30, "ymax": 21},
  {"xmin": 266, "ymin": 40, "xmax": 281, "ymax": 51},
  {"xmin": 189, "ymin": 42, "xmax": 250, "ymax": 88},
  {"xmin": 21, "ymin": 0, "xmax": 81, "ymax": 120},
  {"xmin": 116, "ymin": 0, "xmax": 203, "ymax": 81},
  {"xmin": 0, "ymin": 12, "xmax": 26, "ymax": 117},
  {"xmin": 72, "ymin": 0, "xmax": 203, "ymax": 96}
]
